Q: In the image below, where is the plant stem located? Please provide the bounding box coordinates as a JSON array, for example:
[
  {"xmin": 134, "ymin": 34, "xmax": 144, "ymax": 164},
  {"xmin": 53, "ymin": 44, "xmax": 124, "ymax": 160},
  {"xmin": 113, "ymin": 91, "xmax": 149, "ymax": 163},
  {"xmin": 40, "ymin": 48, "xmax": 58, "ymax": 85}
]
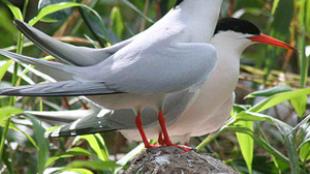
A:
[
  {"xmin": 298, "ymin": 0, "xmax": 308, "ymax": 87},
  {"xmin": 0, "ymin": 3, "xmax": 26, "ymax": 163},
  {"xmin": 0, "ymin": 33, "xmax": 24, "ymax": 165},
  {"xmin": 196, "ymin": 132, "xmax": 221, "ymax": 151}
]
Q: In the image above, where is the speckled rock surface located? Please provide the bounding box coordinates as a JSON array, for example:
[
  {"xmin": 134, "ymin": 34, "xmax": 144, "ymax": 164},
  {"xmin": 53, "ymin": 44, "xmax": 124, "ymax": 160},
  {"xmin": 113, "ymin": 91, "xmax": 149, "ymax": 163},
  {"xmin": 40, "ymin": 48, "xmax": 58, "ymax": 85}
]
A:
[{"xmin": 121, "ymin": 147, "xmax": 238, "ymax": 174}]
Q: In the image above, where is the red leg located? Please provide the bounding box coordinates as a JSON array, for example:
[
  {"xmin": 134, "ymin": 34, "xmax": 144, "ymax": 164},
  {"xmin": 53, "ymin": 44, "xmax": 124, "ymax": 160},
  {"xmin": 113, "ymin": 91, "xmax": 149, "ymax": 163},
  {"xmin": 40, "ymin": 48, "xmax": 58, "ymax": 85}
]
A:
[
  {"xmin": 158, "ymin": 111, "xmax": 192, "ymax": 152},
  {"xmin": 158, "ymin": 132, "xmax": 165, "ymax": 146},
  {"xmin": 158, "ymin": 111, "xmax": 173, "ymax": 145},
  {"xmin": 135, "ymin": 111, "xmax": 152, "ymax": 148}
]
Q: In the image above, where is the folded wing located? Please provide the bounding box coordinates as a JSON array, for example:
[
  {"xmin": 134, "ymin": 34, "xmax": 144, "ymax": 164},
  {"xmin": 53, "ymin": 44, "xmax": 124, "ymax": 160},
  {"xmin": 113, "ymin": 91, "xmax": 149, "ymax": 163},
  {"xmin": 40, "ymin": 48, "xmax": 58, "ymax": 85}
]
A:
[
  {"xmin": 0, "ymin": 80, "xmax": 121, "ymax": 96},
  {"xmin": 97, "ymin": 42, "xmax": 218, "ymax": 94},
  {"xmin": 15, "ymin": 20, "xmax": 133, "ymax": 66},
  {"xmin": 0, "ymin": 49, "xmax": 76, "ymax": 81}
]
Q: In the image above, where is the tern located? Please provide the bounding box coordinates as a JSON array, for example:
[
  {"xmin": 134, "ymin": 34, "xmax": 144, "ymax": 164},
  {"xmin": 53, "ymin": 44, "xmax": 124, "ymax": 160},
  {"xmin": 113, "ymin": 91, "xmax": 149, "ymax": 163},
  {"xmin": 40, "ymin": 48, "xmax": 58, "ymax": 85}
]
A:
[
  {"xmin": 0, "ymin": 0, "xmax": 223, "ymax": 149},
  {"xmin": 43, "ymin": 18, "xmax": 293, "ymax": 144}
]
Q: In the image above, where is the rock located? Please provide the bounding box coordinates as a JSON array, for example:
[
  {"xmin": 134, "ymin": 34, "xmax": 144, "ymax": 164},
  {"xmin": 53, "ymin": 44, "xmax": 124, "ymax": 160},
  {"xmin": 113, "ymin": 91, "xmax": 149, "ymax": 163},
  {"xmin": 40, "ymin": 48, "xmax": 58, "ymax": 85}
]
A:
[{"xmin": 121, "ymin": 146, "xmax": 238, "ymax": 174}]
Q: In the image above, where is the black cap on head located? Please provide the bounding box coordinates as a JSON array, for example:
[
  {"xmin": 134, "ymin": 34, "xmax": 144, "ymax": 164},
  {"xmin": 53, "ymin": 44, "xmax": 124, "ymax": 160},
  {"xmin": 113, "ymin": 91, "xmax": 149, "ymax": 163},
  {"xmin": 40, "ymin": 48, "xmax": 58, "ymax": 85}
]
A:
[
  {"xmin": 214, "ymin": 18, "xmax": 261, "ymax": 35},
  {"xmin": 174, "ymin": 0, "xmax": 184, "ymax": 7}
]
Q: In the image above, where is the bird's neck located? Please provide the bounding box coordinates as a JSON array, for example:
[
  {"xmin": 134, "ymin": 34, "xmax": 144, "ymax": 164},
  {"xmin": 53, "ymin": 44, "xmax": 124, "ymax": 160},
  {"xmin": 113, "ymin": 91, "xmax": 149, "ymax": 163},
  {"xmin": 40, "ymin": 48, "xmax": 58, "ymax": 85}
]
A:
[
  {"xmin": 178, "ymin": 0, "xmax": 223, "ymax": 42},
  {"xmin": 210, "ymin": 34, "xmax": 246, "ymax": 76},
  {"xmin": 211, "ymin": 32, "xmax": 251, "ymax": 57},
  {"xmin": 210, "ymin": 35, "xmax": 243, "ymax": 90}
]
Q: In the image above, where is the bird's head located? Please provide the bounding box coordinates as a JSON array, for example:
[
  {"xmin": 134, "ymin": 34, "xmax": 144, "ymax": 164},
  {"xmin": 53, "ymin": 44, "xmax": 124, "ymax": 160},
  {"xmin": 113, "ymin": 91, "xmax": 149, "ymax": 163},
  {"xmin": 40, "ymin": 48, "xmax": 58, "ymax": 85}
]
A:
[{"xmin": 212, "ymin": 18, "xmax": 294, "ymax": 52}]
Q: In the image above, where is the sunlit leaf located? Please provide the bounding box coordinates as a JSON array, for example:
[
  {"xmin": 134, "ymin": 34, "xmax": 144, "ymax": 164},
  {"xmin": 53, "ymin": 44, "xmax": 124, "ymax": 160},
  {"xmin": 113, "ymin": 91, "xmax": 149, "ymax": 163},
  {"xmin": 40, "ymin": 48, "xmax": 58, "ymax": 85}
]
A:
[
  {"xmin": 235, "ymin": 111, "xmax": 273, "ymax": 122},
  {"xmin": 3, "ymin": 0, "xmax": 24, "ymax": 21},
  {"xmin": 272, "ymin": 0, "xmax": 280, "ymax": 15},
  {"xmin": 75, "ymin": 134, "xmax": 109, "ymax": 161},
  {"xmin": 290, "ymin": 95, "xmax": 307, "ymax": 117},
  {"xmin": 110, "ymin": 6, "xmax": 125, "ymax": 39},
  {"xmin": 38, "ymin": 0, "xmax": 72, "ymax": 21},
  {"xmin": 233, "ymin": 114, "xmax": 254, "ymax": 174},
  {"xmin": 0, "ymin": 60, "xmax": 13, "ymax": 81},
  {"xmin": 0, "ymin": 106, "xmax": 23, "ymax": 122},
  {"xmin": 250, "ymin": 88, "xmax": 310, "ymax": 113}
]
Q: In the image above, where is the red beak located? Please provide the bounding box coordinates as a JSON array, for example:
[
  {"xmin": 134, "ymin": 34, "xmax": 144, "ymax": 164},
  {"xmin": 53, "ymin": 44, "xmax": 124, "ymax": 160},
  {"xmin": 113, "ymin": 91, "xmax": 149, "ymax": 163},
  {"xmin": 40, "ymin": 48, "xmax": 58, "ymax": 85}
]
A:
[{"xmin": 249, "ymin": 34, "xmax": 294, "ymax": 50}]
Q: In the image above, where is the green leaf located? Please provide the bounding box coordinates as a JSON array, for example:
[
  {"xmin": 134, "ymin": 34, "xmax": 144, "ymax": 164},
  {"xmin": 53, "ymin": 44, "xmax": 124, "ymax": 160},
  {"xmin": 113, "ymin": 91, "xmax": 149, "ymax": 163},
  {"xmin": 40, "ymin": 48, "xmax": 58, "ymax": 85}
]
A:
[
  {"xmin": 0, "ymin": 106, "xmax": 23, "ymax": 123},
  {"xmin": 272, "ymin": 0, "xmax": 280, "ymax": 15},
  {"xmin": 296, "ymin": 115, "xmax": 310, "ymax": 150},
  {"xmin": 116, "ymin": 143, "xmax": 144, "ymax": 169},
  {"xmin": 232, "ymin": 111, "xmax": 292, "ymax": 165},
  {"xmin": 307, "ymin": 0, "xmax": 310, "ymax": 33},
  {"xmin": 75, "ymin": 134, "xmax": 109, "ymax": 161},
  {"xmin": 271, "ymin": 0, "xmax": 293, "ymax": 35},
  {"xmin": 121, "ymin": 0, "xmax": 154, "ymax": 23},
  {"xmin": 297, "ymin": 0, "xmax": 309, "ymax": 87},
  {"xmin": 234, "ymin": 118, "xmax": 254, "ymax": 174},
  {"xmin": 38, "ymin": 0, "xmax": 72, "ymax": 21},
  {"xmin": 29, "ymin": 2, "xmax": 99, "ymax": 26},
  {"xmin": 245, "ymin": 86, "xmax": 292, "ymax": 99},
  {"xmin": 3, "ymin": 0, "xmax": 24, "ymax": 21},
  {"xmin": 61, "ymin": 168, "xmax": 94, "ymax": 174},
  {"xmin": 0, "ymin": 107, "xmax": 23, "ymax": 162},
  {"xmin": 290, "ymin": 95, "xmax": 307, "ymax": 117},
  {"xmin": 0, "ymin": 60, "xmax": 13, "ymax": 81},
  {"xmin": 110, "ymin": 6, "xmax": 125, "ymax": 38},
  {"xmin": 249, "ymin": 88, "xmax": 310, "ymax": 113},
  {"xmin": 66, "ymin": 160, "xmax": 119, "ymax": 171},
  {"xmin": 79, "ymin": 2, "xmax": 115, "ymax": 46},
  {"xmin": 197, "ymin": 122, "xmax": 290, "ymax": 165},
  {"xmin": 232, "ymin": 112, "xmax": 255, "ymax": 174},
  {"xmin": 38, "ymin": 0, "xmax": 71, "ymax": 9},
  {"xmin": 299, "ymin": 142, "xmax": 310, "ymax": 162},
  {"xmin": 256, "ymin": 136, "xmax": 290, "ymax": 167},
  {"xmin": 94, "ymin": 134, "xmax": 110, "ymax": 158},
  {"xmin": 236, "ymin": 111, "xmax": 293, "ymax": 135},
  {"xmin": 14, "ymin": 127, "xmax": 39, "ymax": 149},
  {"xmin": 66, "ymin": 147, "xmax": 92, "ymax": 156},
  {"xmin": 235, "ymin": 111, "xmax": 273, "ymax": 123},
  {"xmin": 46, "ymin": 147, "xmax": 91, "ymax": 167},
  {"xmin": 2, "ymin": 148, "xmax": 13, "ymax": 173},
  {"xmin": 285, "ymin": 134, "xmax": 301, "ymax": 174},
  {"xmin": 27, "ymin": 115, "xmax": 49, "ymax": 174}
]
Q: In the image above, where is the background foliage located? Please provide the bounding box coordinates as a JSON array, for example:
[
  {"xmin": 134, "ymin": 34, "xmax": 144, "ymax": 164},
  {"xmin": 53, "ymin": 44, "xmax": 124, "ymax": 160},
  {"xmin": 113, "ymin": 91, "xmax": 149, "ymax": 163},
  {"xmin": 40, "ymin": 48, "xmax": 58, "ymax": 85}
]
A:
[{"xmin": 0, "ymin": 0, "xmax": 309, "ymax": 173}]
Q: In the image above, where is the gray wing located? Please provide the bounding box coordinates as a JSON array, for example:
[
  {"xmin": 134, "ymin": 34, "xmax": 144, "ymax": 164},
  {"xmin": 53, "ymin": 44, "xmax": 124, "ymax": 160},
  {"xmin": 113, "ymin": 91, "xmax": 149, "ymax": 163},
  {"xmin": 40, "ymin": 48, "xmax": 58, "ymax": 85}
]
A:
[
  {"xmin": 49, "ymin": 109, "xmax": 155, "ymax": 137},
  {"xmin": 0, "ymin": 49, "xmax": 76, "ymax": 81},
  {"xmin": 26, "ymin": 108, "xmax": 100, "ymax": 124},
  {"xmin": 15, "ymin": 20, "xmax": 133, "ymax": 66},
  {"xmin": 0, "ymin": 43, "xmax": 216, "ymax": 96},
  {"xmin": 0, "ymin": 80, "xmax": 121, "ymax": 96},
  {"xmin": 48, "ymin": 89, "xmax": 195, "ymax": 137},
  {"xmin": 91, "ymin": 42, "xmax": 218, "ymax": 94}
]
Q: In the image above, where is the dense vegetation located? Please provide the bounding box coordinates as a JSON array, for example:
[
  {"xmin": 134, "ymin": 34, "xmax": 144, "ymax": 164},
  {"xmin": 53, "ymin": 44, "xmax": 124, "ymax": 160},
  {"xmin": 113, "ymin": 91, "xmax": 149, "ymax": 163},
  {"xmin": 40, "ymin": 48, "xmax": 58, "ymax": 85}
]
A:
[{"xmin": 0, "ymin": 0, "xmax": 309, "ymax": 173}]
